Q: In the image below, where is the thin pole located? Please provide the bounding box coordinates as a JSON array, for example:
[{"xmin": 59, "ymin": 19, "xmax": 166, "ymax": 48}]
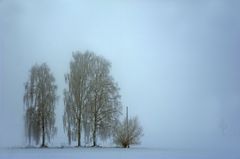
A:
[{"xmin": 126, "ymin": 106, "xmax": 129, "ymax": 148}]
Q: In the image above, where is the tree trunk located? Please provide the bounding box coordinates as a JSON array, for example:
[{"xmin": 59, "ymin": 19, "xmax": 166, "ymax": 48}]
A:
[
  {"xmin": 77, "ymin": 118, "xmax": 81, "ymax": 147},
  {"xmin": 93, "ymin": 96, "xmax": 97, "ymax": 147},
  {"xmin": 68, "ymin": 126, "xmax": 71, "ymax": 145},
  {"xmin": 93, "ymin": 126, "xmax": 96, "ymax": 146},
  {"xmin": 41, "ymin": 118, "xmax": 45, "ymax": 147},
  {"xmin": 28, "ymin": 125, "xmax": 31, "ymax": 146},
  {"xmin": 93, "ymin": 113, "xmax": 97, "ymax": 146}
]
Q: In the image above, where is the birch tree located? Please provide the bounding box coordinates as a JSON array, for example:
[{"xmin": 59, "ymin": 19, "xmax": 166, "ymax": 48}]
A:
[
  {"xmin": 23, "ymin": 63, "xmax": 57, "ymax": 147},
  {"xmin": 63, "ymin": 52, "xmax": 94, "ymax": 147},
  {"xmin": 86, "ymin": 56, "xmax": 121, "ymax": 146}
]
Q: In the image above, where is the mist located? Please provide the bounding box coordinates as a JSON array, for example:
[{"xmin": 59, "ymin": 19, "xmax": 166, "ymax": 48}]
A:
[{"xmin": 1, "ymin": 0, "xmax": 240, "ymax": 149}]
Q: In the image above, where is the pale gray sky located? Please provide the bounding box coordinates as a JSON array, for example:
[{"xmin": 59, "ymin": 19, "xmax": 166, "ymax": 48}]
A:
[{"xmin": 1, "ymin": 0, "xmax": 240, "ymax": 148}]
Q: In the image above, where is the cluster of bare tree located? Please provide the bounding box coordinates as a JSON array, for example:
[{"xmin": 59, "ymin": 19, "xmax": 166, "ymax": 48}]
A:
[
  {"xmin": 23, "ymin": 51, "xmax": 143, "ymax": 148},
  {"xmin": 63, "ymin": 52, "xmax": 122, "ymax": 147}
]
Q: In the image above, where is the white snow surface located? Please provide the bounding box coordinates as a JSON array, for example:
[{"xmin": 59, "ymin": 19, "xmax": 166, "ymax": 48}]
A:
[{"xmin": 0, "ymin": 147, "xmax": 240, "ymax": 159}]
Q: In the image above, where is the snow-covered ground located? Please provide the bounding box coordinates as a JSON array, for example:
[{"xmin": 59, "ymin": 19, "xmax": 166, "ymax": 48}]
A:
[{"xmin": 0, "ymin": 147, "xmax": 240, "ymax": 159}]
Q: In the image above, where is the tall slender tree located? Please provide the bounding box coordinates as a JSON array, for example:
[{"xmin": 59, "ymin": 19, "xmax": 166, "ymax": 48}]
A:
[
  {"xmin": 63, "ymin": 52, "xmax": 94, "ymax": 147},
  {"xmin": 87, "ymin": 56, "xmax": 121, "ymax": 146},
  {"xmin": 24, "ymin": 63, "xmax": 57, "ymax": 147}
]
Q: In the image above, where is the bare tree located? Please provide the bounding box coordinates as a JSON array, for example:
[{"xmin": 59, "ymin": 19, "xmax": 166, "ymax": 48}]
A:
[
  {"xmin": 63, "ymin": 51, "xmax": 122, "ymax": 147},
  {"xmin": 86, "ymin": 55, "xmax": 121, "ymax": 147},
  {"xmin": 63, "ymin": 51, "xmax": 95, "ymax": 147},
  {"xmin": 23, "ymin": 63, "xmax": 57, "ymax": 147},
  {"xmin": 114, "ymin": 116, "xmax": 143, "ymax": 148}
]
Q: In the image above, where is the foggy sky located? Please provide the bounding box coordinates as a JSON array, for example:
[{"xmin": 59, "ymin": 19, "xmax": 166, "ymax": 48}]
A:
[{"xmin": 1, "ymin": 0, "xmax": 240, "ymax": 148}]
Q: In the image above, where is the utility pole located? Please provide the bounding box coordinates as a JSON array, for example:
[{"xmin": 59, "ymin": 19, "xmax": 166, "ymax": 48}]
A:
[{"xmin": 126, "ymin": 106, "xmax": 129, "ymax": 148}]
